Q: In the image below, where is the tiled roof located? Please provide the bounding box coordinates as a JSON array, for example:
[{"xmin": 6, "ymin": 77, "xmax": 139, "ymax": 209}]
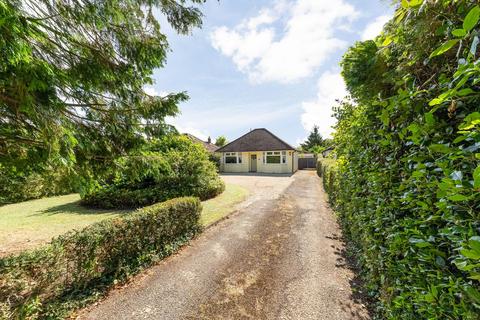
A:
[
  {"xmin": 184, "ymin": 133, "xmax": 219, "ymax": 153},
  {"xmin": 216, "ymin": 128, "xmax": 295, "ymax": 152}
]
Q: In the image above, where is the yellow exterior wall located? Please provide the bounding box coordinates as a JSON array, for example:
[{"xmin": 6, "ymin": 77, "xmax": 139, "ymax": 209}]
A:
[
  {"xmin": 293, "ymin": 152, "xmax": 298, "ymax": 172},
  {"xmin": 221, "ymin": 151, "xmax": 297, "ymax": 174},
  {"xmin": 222, "ymin": 152, "xmax": 249, "ymax": 173}
]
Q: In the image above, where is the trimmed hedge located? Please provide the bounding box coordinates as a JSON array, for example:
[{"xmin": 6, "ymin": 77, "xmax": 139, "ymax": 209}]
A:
[
  {"xmin": 0, "ymin": 165, "xmax": 78, "ymax": 205},
  {"xmin": 319, "ymin": 2, "xmax": 480, "ymax": 318},
  {"xmin": 0, "ymin": 197, "xmax": 202, "ymax": 319},
  {"xmin": 317, "ymin": 158, "xmax": 338, "ymax": 203}
]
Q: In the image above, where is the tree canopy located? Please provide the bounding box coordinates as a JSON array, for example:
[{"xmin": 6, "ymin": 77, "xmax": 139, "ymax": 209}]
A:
[
  {"xmin": 215, "ymin": 135, "xmax": 227, "ymax": 147},
  {"xmin": 0, "ymin": 0, "xmax": 206, "ymax": 172},
  {"xmin": 300, "ymin": 125, "xmax": 324, "ymax": 152}
]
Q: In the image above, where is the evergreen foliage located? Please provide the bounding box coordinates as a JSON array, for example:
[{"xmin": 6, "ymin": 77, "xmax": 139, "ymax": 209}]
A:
[
  {"xmin": 323, "ymin": 1, "xmax": 480, "ymax": 318},
  {"xmin": 81, "ymin": 135, "xmax": 225, "ymax": 209},
  {"xmin": 215, "ymin": 135, "xmax": 228, "ymax": 147},
  {"xmin": 0, "ymin": 0, "xmax": 207, "ymax": 202},
  {"xmin": 301, "ymin": 125, "xmax": 324, "ymax": 152}
]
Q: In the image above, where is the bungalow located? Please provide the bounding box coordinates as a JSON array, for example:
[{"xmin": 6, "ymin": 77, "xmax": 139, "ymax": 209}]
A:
[{"xmin": 217, "ymin": 128, "xmax": 298, "ymax": 174}]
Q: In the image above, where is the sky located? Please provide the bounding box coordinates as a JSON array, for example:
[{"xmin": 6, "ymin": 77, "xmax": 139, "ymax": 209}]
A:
[{"xmin": 148, "ymin": 0, "xmax": 394, "ymax": 146}]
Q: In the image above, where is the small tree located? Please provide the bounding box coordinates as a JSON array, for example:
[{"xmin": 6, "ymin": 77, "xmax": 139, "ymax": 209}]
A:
[
  {"xmin": 215, "ymin": 136, "xmax": 228, "ymax": 147},
  {"xmin": 301, "ymin": 125, "xmax": 324, "ymax": 152}
]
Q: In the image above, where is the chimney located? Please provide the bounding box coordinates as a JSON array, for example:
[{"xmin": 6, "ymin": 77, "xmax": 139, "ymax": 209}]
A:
[{"xmin": 207, "ymin": 136, "xmax": 211, "ymax": 143}]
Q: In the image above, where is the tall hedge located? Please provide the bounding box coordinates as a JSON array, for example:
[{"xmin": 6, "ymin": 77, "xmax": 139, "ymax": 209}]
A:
[
  {"xmin": 0, "ymin": 197, "xmax": 202, "ymax": 319},
  {"xmin": 0, "ymin": 164, "xmax": 78, "ymax": 205},
  {"xmin": 324, "ymin": 1, "xmax": 480, "ymax": 319}
]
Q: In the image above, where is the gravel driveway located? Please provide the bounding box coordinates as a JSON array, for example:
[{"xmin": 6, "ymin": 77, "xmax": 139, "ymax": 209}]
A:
[{"xmin": 79, "ymin": 170, "xmax": 369, "ymax": 320}]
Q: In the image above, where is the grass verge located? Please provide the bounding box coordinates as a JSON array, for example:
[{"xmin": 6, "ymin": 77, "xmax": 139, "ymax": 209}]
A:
[{"xmin": 199, "ymin": 183, "xmax": 249, "ymax": 227}]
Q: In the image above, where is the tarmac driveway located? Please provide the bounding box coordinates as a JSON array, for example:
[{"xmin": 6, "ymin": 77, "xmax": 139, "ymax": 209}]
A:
[{"xmin": 80, "ymin": 170, "xmax": 370, "ymax": 320}]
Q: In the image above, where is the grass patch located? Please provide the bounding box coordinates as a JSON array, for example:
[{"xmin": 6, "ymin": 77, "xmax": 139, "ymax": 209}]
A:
[
  {"xmin": 0, "ymin": 194, "xmax": 131, "ymax": 256},
  {"xmin": 200, "ymin": 183, "xmax": 249, "ymax": 227},
  {"xmin": 0, "ymin": 183, "xmax": 249, "ymax": 256}
]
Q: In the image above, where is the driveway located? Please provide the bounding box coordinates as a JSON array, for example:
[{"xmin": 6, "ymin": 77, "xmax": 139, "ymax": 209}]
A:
[{"xmin": 79, "ymin": 171, "xmax": 369, "ymax": 320}]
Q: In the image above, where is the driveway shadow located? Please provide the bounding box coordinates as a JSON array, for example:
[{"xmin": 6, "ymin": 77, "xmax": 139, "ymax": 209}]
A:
[{"xmin": 327, "ymin": 233, "xmax": 375, "ymax": 319}]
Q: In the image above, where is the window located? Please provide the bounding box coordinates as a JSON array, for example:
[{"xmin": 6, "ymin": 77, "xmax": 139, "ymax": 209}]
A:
[
  {"xmin": 265, "ymin": 151, "xmax": 281, "ymax": 164},
  {"xmin": 282, "ymin": 151, "xmax": 287, "ymax": 164},
  {"xmin": 225, "ymin": 152, "xmax": 242, "ymax": 164},
  {"xmin": 225, "ymin": 152, "xmax": 237, "ymax": 164}
]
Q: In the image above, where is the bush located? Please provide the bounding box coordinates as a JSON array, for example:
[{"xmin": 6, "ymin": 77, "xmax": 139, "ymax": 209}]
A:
[
  {"xmin": 325, "ymin": 2, "xmax": 480, "ymax": 319},
  {"xmin": 81, "ymin": 135, "xmax": 225, "ymax": 209},
  {"xmin": 209, "ymin": 153, "xmax": 221, "ymax": 171},
  {"xmin": 0, "ymin": 197, "xmax": 201, "ymax": 319},
  {"xmin": 0, "ymin": 165, "xmax": 78, "ymax": 205},
  {"xmin": 317, "ymin": 159, "xmax": 339, "ymax": 203}
]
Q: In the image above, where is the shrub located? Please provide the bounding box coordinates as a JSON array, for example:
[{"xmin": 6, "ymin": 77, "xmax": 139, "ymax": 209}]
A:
[
  {"xmin": 209, "ymin": 153, "xmax": 221, "ymax": 171},
  {"xmin": 0, "ymin": 165, "xmax": 78, "ymax": 205},
  {"xmin": 0, "ymin": 197, "xmax": 202, "ymax": 319},
  {"xmin": 81, "ymin": 135, "xmax": 225, "ymax": 209},
  {"xmin": 325, "ymin": 2, "xmax": 480, "ymax": 319},
  {"xmin": 317, "ymin": 159, "xmax": 339, "ymax": 203}
]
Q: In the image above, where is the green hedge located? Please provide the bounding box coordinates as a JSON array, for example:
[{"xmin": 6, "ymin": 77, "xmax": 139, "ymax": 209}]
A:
[
  {"xmin": 317, "ymin": 158, "xmax": 338, "ymax": 203},
  {"xmin": 0, "ymin": 165, "xmax": 78, "ymax": 205},
  {"xmin": 0, "ymin": 197, "xmax": 202, "ymax": 319},
  {"xmin": 320, "ymin": 1, "xmax": 480, "ymax": 318}
]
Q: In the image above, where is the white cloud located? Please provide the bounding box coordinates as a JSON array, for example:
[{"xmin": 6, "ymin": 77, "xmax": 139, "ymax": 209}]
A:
[
  {"xmin": 144, "ymin": 86, "xmax": 158, "ymax": 96},
  {"xmin": 166, "ymin": 117, "xmax": 211, "ymax": 141},
  {"xmin": 210, "ymin": 0, "xmax": 358, "ymax": 84},
  {"xmin": 361, "ymin": 15, "xmax": 391, "ymax": 40},
  {"xmin": 144, "ymin": 86, "xmax": 170, "ymax": 97},
  {"xmin": 301, "ymin": 70, "xmax": 347, "ymax": 138}
]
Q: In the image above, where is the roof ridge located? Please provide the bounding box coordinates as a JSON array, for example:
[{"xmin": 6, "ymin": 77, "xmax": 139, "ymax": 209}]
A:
[{"xmin": 216, "ymin": 128, "xmax": 295, "ymax": 153}]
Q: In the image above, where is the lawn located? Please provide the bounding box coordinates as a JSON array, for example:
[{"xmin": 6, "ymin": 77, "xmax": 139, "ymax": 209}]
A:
[
  {"xmin": 0, "ymin": 184, "xmax": 248, "ymax": 257},
  {"xmin": 0, "ymin": 194, "xmax": 131, "ymax": 257},
  {"xmin": 200, "ymin": 183, "xmax": 249, "ymax": 227}
]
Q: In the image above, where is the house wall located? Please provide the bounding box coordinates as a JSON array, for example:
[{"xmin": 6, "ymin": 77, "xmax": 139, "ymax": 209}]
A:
[
  {"xmin": 221, "ymin": 151, "xmax": 297, "ymax": 174},
  {"xmin": 222, "ymin": 152, "xmax": 249, "ymax": 173},
  {"xmin": 293, "ymin": 152, "xmax": 298, "ymax": 172}
]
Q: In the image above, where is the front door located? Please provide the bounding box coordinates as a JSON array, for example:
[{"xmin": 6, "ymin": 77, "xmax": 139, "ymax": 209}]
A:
[{"xmin": 250, "ymin": 154, "xmax": 257, "ymax": 172}]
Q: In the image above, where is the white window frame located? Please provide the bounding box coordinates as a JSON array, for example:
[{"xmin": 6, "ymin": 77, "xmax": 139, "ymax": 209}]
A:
[
  {"xmin": 264, "ymin": 151, "xmax": 282, "ymax": 164},
  {"xmin": 225, "ymin": 152, "xmax": 242, "ymax": 164}
]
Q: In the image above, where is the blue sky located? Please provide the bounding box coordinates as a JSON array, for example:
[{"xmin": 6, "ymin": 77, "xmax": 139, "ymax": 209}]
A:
[{"xmin": 148, "ymin": 0, "xmax": 394, "ymax": 146}]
